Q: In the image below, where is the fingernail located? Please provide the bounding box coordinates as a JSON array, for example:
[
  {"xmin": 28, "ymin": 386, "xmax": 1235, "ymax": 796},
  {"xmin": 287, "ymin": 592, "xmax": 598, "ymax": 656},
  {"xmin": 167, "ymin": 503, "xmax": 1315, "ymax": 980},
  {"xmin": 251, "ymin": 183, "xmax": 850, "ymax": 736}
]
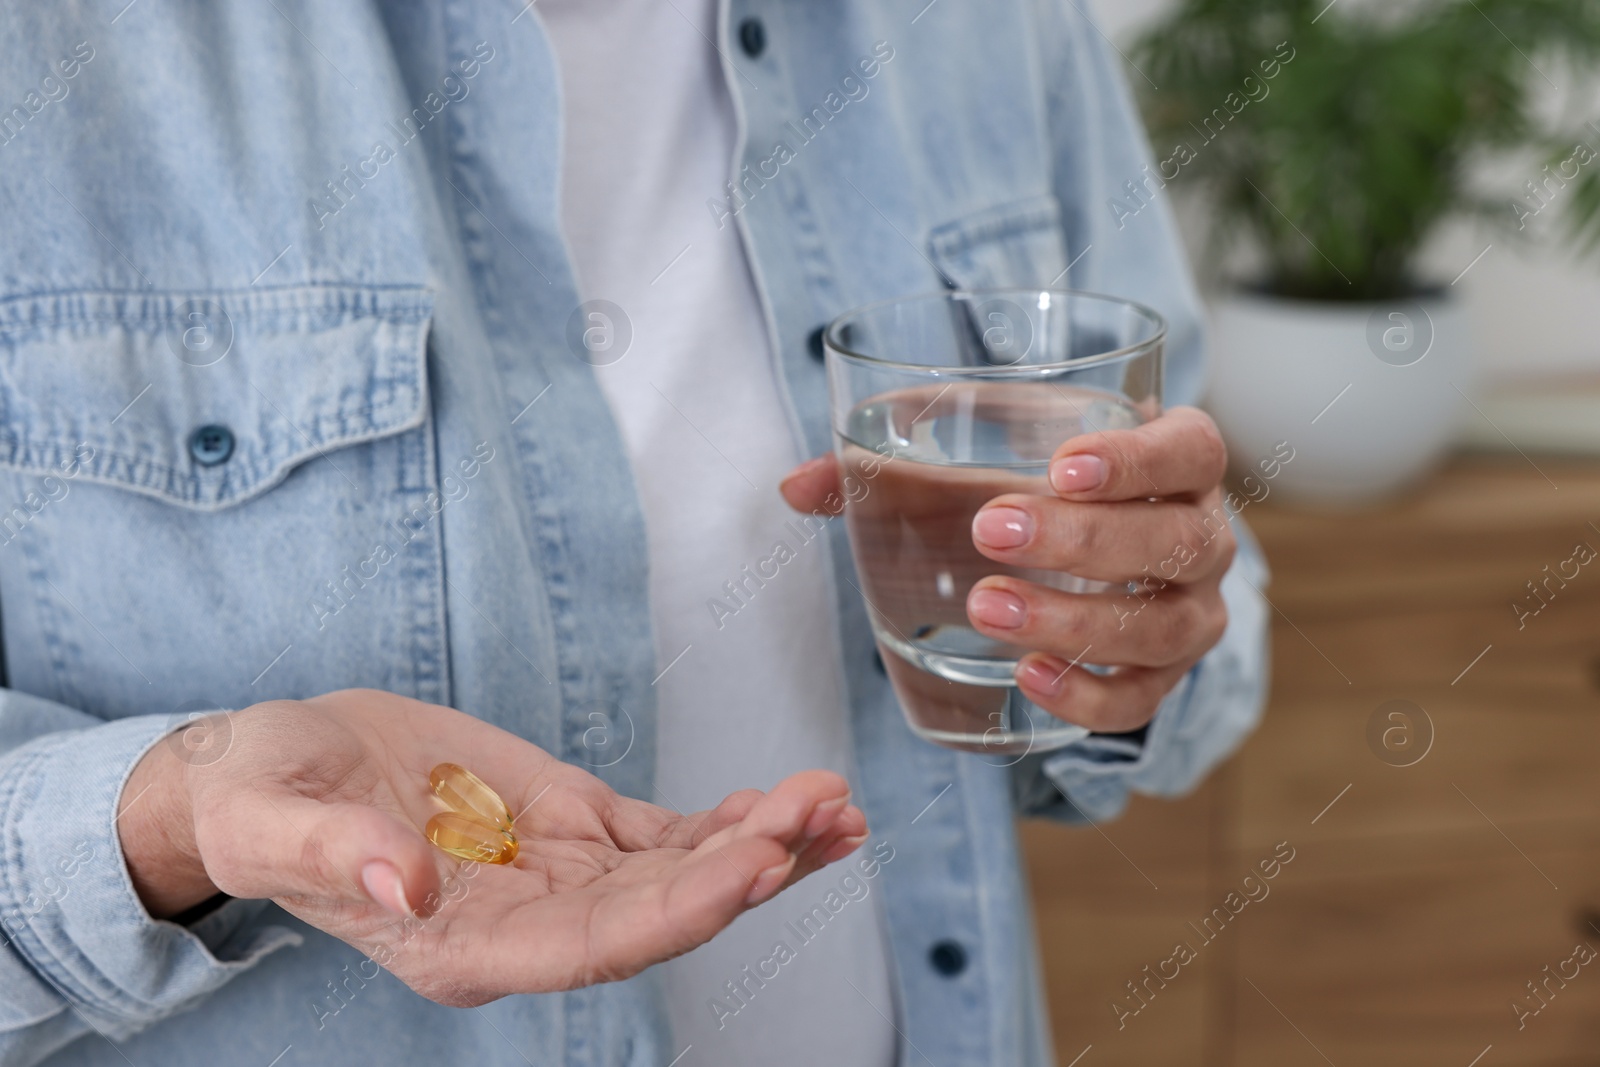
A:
[
  {"xmin": 968, "ymin": 587, "xmax": 1027, "ymax": 630},
  {"xmin": 361, "ymin": 860, "xmax": 410, "ymax": 917},
  {"xmin": 1050, "ymin": 453, "xmax": 1106, "ymax": 493},
  {"xmin": 1017, "ymin": 657, "xmax": 1069, "ymax": 697},
  {"xmin": 745, "ymin": 855, "xmax": 797, "ymax": 905},
  {"xmin": 972, "ymin": 506, "xmax": 1033, "ymax": 549},
  {"xmin": 803, "ymin": 794, "xmax": 850, "ymax": 841}
]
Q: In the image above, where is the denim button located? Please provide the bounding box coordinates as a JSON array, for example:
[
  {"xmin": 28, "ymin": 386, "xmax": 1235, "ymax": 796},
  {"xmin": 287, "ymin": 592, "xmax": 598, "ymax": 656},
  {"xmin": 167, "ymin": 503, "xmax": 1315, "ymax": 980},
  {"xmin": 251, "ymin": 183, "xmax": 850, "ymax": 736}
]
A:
[
  {"xmin": 807, "ymin": 325, "xmax": 826, "ymax": 362},
  {"xmin": 929, "ymin": 940, "xmax": 967, "ymax": 977},
  {"xmin": 188, "ymin": 424, "xmax": 235, "ymax": 466},
  {"xmin": 738, "ymin": 17, "xmax": 766, "ymax": 58}
]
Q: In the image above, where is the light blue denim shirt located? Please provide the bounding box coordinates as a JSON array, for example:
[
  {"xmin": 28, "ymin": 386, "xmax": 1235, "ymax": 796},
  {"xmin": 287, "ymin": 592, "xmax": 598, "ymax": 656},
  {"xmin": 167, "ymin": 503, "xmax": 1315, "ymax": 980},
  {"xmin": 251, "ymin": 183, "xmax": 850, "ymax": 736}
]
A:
[{"xmin": 0, "ymin": 2, "xmax": 1269, "ymax": 1065}]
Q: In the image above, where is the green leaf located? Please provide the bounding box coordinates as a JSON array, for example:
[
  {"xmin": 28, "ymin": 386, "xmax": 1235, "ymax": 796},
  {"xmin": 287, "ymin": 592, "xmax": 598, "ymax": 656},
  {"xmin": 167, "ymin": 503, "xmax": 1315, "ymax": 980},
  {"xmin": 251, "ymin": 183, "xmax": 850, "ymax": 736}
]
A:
[{"xmin": 1131, "ymin": 0, "xmax": 1600, "ymax": 300}]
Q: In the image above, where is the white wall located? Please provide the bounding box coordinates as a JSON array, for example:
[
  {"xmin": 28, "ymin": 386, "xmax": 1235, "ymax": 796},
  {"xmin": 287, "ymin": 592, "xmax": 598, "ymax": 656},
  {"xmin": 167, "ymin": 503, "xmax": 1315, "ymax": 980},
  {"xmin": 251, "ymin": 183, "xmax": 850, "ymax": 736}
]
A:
[{"xmin": 1090, "ymin": 0, "xmax": 1600, "ymax": 385}]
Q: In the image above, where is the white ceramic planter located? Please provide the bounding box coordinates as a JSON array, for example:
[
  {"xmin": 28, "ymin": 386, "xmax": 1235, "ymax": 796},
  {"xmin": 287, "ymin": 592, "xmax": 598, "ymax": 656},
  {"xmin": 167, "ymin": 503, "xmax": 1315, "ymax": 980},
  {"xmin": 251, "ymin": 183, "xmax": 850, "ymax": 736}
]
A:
[{"xmin": 1204, "ymin": 290, "xmax": 1477, "ymax": 506}]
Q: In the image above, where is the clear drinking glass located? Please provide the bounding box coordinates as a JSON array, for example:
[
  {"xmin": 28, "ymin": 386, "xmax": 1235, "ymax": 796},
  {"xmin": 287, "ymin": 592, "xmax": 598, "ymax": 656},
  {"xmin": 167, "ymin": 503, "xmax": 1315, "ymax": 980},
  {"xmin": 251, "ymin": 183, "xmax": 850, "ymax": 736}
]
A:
[{"xmin": 825, "ymin": 289, "xmax": 1165, "ymax": 757}]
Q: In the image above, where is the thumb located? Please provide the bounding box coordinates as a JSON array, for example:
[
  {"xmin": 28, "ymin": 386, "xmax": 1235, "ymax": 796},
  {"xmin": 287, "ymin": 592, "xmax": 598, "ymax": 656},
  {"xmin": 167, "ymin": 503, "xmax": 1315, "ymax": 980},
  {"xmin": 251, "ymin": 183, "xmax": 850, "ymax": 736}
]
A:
[
  {"xmin": 778, "ymin": 454, "xmax": 841, "ymax": 513},
  {"xmin": 202, "ymin": 791, "xmax": 442, "ymax": 918}
]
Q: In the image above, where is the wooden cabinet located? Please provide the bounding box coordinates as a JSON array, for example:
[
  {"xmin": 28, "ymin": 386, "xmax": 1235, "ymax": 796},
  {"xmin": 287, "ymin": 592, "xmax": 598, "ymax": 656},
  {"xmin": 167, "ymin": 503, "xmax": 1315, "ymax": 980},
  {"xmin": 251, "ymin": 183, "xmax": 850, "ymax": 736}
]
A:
[{"xmin": 1022, "ymin": 458, "xmax": 1600, "ymax": 1065}]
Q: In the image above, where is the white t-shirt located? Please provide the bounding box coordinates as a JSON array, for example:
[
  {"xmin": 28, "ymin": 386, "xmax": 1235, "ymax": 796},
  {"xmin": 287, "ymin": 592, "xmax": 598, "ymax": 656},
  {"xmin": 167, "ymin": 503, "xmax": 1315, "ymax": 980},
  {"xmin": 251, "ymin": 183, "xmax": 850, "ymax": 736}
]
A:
[{"xmin": 538, "ymin": 2, "xmax": 897, "ymax": 1064}]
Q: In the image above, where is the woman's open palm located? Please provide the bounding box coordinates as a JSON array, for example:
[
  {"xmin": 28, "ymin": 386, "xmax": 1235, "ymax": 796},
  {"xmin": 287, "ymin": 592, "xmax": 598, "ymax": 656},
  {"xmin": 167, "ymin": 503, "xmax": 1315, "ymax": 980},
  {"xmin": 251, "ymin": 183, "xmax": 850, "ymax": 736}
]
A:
[{"xmin": 173, "ymin": 690, "xmax": 867, "ymax": 1006}]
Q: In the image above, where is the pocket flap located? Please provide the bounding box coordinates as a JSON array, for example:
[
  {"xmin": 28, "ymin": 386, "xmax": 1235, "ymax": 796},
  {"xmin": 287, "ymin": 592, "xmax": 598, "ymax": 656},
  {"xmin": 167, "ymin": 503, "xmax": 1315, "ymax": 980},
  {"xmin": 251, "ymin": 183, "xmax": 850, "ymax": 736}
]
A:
[
  {"xmin": 0, "ymin": 285, "xmax": 432, "ymax": 511},
  {"xmin": 927, "ymin": 194, "xmax": 1071, "ymax": 290}
]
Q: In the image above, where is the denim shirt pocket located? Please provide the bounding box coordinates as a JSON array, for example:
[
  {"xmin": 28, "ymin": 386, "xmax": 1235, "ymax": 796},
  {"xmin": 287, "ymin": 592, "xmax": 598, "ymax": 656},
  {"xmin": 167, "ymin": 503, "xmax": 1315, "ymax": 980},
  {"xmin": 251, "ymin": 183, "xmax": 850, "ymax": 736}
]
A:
[
  {"xmin": 0, "ymin": 286, "xmax": 432, "ymax": 510},
  {"xmin": 926, "ymin": 194, "xmax": 1071, "ymax": 291},
  {"xmin": 927, "ymin": 195, "xmax": 1137, "ymax": 387},
  {"xmin": 0, "ymin": 285, "xmax": 449, "ymax": 717}
]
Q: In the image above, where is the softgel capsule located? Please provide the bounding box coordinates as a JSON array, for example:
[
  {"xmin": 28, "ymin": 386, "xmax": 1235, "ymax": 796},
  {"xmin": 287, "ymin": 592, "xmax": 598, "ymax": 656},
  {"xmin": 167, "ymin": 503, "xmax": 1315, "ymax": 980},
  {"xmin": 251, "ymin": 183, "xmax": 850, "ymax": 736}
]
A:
[{"xmin": 424, "ymin": 763, "xmax": 519, "ymax": 864}]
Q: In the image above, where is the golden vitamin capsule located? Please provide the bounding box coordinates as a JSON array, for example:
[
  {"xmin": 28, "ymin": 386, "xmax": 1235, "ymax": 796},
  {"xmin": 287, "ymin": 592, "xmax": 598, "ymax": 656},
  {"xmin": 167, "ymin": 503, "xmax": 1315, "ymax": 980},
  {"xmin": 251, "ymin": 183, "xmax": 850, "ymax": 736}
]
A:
[
  {"xmin": 429, "ymin": 763, "xmax": 514, "ymax": 833},
  {"xmin": 425, "ymin": 811, "xmax": 519, "ymax": 865}
]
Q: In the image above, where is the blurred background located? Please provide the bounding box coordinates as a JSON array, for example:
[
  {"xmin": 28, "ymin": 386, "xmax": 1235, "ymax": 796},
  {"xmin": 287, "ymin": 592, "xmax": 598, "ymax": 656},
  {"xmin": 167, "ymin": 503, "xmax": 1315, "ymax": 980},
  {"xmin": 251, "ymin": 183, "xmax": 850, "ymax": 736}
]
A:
[{"xmin": 1021, "ymin": 1, "xmax": 1600, "ymax": 1063}]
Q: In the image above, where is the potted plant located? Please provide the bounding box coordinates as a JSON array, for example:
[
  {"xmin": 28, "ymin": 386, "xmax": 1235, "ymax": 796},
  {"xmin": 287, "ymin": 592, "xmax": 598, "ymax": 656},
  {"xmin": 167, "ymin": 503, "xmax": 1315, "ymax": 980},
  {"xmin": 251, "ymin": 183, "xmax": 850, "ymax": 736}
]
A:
[{"xmin": 1131, "ymin": 0, "xmax": 1600, "ymax": 504}]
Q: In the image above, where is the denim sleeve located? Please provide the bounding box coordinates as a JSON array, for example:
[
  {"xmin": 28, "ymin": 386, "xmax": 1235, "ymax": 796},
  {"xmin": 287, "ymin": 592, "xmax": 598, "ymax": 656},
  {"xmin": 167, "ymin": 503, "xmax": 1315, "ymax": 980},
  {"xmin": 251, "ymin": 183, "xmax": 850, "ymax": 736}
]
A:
[
  {"xmin": 0, "ymin": 697, "xmax": 301, "ymax": 1065},
  {"xmin": 1010, "ymin": 0, "xmax": 1271, "ymax": 822}
]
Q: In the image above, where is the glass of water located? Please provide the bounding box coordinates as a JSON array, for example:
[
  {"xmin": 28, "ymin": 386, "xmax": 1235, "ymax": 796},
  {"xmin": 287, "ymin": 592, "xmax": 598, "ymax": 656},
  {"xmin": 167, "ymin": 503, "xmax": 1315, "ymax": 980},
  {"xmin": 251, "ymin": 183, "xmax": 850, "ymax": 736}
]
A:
[{"xmin": 825, "ymin": 289, "xmax": 1165, "ymax": 756}]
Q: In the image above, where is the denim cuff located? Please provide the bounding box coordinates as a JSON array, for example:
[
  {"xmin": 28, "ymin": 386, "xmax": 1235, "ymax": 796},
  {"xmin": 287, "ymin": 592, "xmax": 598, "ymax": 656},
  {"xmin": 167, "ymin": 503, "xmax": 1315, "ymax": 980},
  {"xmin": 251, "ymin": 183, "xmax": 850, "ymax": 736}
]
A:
[
  {"xmin": 0, "ymin": 715, "xmax": 300, "ymax": 1040},
  {"xmin": 1033, "ymin": 664, "xmax": 1200, "ymax": 822},
  {"xmin": 1028, "ymin": 516, "xmax": 1273, "ymax": 823}
]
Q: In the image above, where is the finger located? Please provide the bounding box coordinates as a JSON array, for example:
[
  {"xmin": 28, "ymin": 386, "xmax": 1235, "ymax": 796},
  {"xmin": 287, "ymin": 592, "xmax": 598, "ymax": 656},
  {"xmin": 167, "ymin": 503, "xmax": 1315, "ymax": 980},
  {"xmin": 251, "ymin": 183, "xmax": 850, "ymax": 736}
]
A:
[
  {"xmin": 1046, "ymin": 406, "xmax": 1226, "ymax": 502},
  {"xmin": 1012, "ymin": 654, "xmax": 1191, "ymax": 733},
  {"xmin": 730, "ymin": 770, "xmax": 851, "ymax": 849},
  {"xmin": 696, "ymin": 770, "xmax": 853, "ymax": 855},
  {"xmin": 791, "ymin": 805, "xmax": 868, "ymax": 877},
  {"xmin": 971, "ymin": 490, "xmax": 1237, "ymax": 582},
  {"xmin": 611, "ymin": 771, "xmax": 853, "ymax": 859},
  {"xmin": 603, "ymin": 788, "xmax": 766, "ymax": 853},
  {"xmin": 692, "ymin": 789, "xmax": 766, "ymax": 839},
  {"xmin": 817, "ymin": 832, "xmax": 871, "ymax": 865},
  {"xmin": 496, "ymin": 831, "xmax": 796, "ymax": 990},
  {"xmin": 575, "ymin": 793, "xmax": 862, "ymax": 983},
  {"xmin": 967, "ymin": 575, "xmax": 1228, "ymax": 669},
  {"xmin": 779, "ymin": 454, "xmax": 840, "ymax": 514},
  {"xmin": 201, "ymin": 790, "xmax": 442, "ymax": 919}
]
